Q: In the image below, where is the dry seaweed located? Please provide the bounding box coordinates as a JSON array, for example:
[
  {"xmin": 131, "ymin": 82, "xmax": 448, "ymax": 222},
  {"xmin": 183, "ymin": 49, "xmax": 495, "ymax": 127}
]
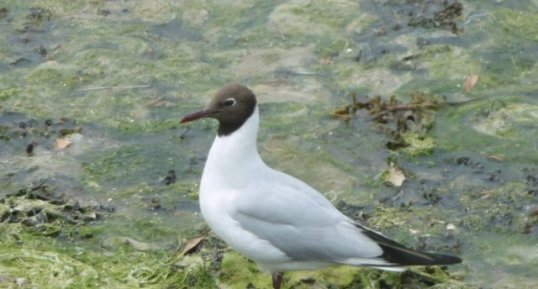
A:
[
  {"xmin": 331, "ymin": 92, "xmax": 481, "ymax": 155},
  {"xmin": 408, "ymin": 1, "xmax": 463, "ymax": 34},
  {"xmin": 1, "ymin": 179, "xmax": 112, "ymax": 239}
]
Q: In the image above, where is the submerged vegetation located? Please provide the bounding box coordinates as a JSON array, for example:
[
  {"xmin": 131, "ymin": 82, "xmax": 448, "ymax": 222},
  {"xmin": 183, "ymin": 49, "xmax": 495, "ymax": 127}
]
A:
[{"xmin": 331, "ymin": 91, "xmax": 449, "ymax": 156}]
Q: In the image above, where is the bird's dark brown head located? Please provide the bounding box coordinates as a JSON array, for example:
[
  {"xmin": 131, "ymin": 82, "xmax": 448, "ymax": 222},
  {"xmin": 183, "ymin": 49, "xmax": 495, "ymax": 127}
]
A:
[{"xmin": 181, "ymin": 84, "xmax": 257, "ymax": 136}]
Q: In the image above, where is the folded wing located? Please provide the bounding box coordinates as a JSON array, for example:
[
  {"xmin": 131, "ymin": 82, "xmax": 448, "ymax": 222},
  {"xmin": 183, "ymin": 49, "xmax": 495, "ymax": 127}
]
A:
[{"xmin": 233, "ymin": 169, "xmax": 461, "ymax": 269}]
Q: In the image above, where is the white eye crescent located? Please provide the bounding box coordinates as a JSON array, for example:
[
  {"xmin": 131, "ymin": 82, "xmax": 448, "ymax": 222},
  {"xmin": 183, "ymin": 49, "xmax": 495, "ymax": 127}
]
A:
[{"xmin": 224, "ymin": 98, "xmax": 237, "ymax": 107}]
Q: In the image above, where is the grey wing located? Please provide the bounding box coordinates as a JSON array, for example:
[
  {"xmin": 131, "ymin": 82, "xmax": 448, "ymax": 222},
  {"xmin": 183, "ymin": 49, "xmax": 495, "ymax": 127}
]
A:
[{"xmin": 232, "ymin": 170, "xmax": 385, "ymax": 263}]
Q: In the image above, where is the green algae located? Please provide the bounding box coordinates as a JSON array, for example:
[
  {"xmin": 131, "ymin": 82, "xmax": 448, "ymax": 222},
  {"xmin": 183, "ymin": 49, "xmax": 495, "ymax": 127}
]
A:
[
  {"xmin": 0, "ymin": 190, "xmax": 210, "ymax": 289},
  {"xmin": 491, "ymin": 8, "xmax": 538, "ymax": 43},
  {"xmin": 458, "ymin": 181, "xmax": 533, "ymax": 234},
  {"xmin": 0, "ymin": 88, "xmax": 21, "ymax": 101},
  {"xmin": 82, "ymin": 145, "xmax": 149, "ymax": 186},
  {"xmin": 219, "ymin": 251, "xmax": 468, "ymax": 289},
  {"xmin": 401, "ymin": 133, "xmax": 435, "ymax": 157},
  {"xmin": 219, "ymin": 251, "xmax": 272, "ymax": 289},
  {"xmin": 0, "ymin": 225, "xmax": 215, "ymax": 289}
]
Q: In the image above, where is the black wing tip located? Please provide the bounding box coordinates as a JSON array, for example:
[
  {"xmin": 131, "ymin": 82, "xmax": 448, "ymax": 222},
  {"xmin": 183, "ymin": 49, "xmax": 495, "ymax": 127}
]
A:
[
  {"xmin": 396, "ymin": 251, "xmax": 462, "ymax": 266},
  {"xmin": 428, "ymin": 253, "xmax": 462, "ymax": 265},
  {"xmin": 357, "ymin": 224, "xmax": 463, "ymax": 266},
  {"xmin": 378, "ymin": 244, "xmax": 462, "ymax": 266}
]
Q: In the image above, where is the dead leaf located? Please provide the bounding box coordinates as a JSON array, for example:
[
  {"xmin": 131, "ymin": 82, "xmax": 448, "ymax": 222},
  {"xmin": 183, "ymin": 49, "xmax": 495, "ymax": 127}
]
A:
[
  {"xmin": 487, "ymin": 154, "xmax": 505, "ymax": 162},
  {"xmin": 463, "ymin": 74, "xmax": 479, "ymax": 93},
  {"xmin": 180, "ymin": 236, "xmax": 205, "ymax": 256},
  {"xmin": 55, "ymin": 137, "xmax": 72, "ymax": 150},
  {"xmin": 330, "ymin": 106, "xmax": 353, "ymax": 120},
  {"xmin": 386, "ymin": 163, "xmax": 406, "ymax": 187}
]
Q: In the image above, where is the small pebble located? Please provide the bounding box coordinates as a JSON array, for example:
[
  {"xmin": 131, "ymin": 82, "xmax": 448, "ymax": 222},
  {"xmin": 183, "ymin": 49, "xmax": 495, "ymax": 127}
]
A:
[
  {"xmin": 164, "ymin": 169, "xmax": 176, "ymax": 185},
  {"xmin": 26, "ymin": 142, "xmax": 35, "ymax": 155}
]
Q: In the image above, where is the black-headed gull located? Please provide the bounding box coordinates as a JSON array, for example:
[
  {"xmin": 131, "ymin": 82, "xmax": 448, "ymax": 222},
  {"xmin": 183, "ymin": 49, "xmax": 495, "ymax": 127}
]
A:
[{"xmin": 181, "ymin": 84, "xmax": 461, "ymax": 289}]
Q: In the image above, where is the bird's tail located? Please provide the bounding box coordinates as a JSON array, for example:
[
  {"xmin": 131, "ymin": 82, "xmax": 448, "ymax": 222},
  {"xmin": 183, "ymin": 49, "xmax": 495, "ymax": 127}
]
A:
[{"xmin": 355, "ymin": 223, "xmax": 462, "ymax": 268}]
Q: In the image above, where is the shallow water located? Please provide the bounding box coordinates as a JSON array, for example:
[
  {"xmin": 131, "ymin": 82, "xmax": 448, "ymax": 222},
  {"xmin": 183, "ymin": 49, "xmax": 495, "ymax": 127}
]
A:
[{"xmin": 1, "ymin": 0, "xmax": 537, "ymax": 288}]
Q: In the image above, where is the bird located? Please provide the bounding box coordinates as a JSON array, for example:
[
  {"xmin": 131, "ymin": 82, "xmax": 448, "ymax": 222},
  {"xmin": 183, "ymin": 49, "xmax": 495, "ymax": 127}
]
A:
[{"xmin": 180, "ymin": 84, "xmax": 462, "ymax": 289}]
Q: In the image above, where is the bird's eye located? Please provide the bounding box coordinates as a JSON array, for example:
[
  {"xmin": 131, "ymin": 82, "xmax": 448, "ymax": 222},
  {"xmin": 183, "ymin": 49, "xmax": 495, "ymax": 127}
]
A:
[{"xmin": 223, "ymin": 98, "xmax": 237, "ymax": 107}]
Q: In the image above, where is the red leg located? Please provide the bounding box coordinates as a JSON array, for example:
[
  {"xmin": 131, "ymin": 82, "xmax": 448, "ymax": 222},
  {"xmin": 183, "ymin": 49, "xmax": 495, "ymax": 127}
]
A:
[{"xmin": 271, "ymin": 272, "xmax": 284, "ymax": 289}]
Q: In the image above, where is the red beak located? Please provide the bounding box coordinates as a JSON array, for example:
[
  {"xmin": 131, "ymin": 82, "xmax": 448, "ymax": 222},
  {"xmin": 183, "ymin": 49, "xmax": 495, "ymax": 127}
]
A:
[{"xmin": 180, "ymin": 110, "xmax": 212, "ymax": 123}]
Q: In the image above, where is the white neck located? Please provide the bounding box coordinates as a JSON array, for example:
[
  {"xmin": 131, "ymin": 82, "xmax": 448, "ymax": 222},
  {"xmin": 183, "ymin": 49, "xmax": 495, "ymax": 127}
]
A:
[{"xmin": 201, "ymin": 106, "xmax": 266, "ymax": 187}]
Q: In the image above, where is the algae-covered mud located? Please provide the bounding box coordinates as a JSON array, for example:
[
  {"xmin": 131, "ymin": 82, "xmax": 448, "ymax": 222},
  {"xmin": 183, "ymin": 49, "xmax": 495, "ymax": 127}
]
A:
[{"xmin": 1, "ymin": 0, "xmax": 537, "ymax": 288}]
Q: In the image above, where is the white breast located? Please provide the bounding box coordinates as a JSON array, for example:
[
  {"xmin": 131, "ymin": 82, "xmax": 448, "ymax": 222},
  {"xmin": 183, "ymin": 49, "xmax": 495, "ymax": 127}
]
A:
[{"xmin": 199, "ymin": 107, "xmax": 292, "ymax": 267}]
